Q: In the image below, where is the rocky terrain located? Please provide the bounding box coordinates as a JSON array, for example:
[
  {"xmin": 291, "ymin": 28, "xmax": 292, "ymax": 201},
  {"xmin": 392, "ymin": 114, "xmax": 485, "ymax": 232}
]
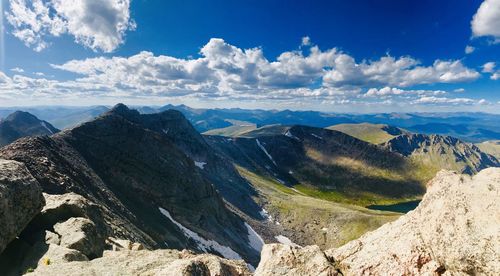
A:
[
  {"xmin": 0, "ymin": 111, "xmax": 59, "ymax": 147},
  {"xmin": 0, "ymin": 104, "xmax": 262, "ymax": 269},
  {"xmin": 0, "ymin": 105, "xmax": 498, "ymax": 275},
  {"xmin": 384, "ymin": 133, "xmax": 499, "ymax": 174},
  {"xmin": 257, "ymin": 168, "xmax": 500, "ymax": 275}
]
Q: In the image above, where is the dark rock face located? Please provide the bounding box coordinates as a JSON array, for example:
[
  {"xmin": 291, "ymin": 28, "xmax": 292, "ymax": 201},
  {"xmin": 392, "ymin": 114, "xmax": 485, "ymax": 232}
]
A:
[
  {"xmin": 0, "ymin": 111, "xmax": 59, "ymax": 147},
  {"xmin": 0, "ymin": 104, "xmax": 261, "ymax": 266},
  {"xmin": 0, "ymin": 159, "xmax": 45, "ymax": 254},
  {"xmin": 384, "ymin": 133, "xmax": 499, "ymax": 174}
]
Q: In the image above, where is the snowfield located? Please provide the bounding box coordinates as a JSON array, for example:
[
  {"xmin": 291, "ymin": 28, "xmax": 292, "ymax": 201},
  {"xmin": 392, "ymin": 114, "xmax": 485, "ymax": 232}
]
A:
[
  {"xmin": 158, "ymin": 207, "xmax": 243, "ymax": 260},
  {"xmin": 256, "ymin": 139, "xmax": 277, "ymax": 166}
]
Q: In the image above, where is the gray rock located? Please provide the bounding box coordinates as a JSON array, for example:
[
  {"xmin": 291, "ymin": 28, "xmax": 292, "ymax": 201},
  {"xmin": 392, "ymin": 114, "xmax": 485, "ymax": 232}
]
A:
[
  {"xmin": 0, "ymin": 159, "xmax": 44, "ymax": 254},
  {"xmin": 255, "ymin": 244, "xmax": 339, "ymax": 276},
  {"xmin": 30, "ymin": 249, "xmax": 252, "ymax": 276},
  {"xmin": 54, "ymin": 217, "xmax": 105, "ymax": 259}
]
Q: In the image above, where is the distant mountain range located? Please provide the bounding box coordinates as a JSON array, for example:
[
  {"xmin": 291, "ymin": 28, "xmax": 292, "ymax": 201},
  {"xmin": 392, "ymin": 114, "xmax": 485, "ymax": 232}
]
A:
[{"xmin": 2, "ymin": 105, "xmax": 499, "ymax": 142}]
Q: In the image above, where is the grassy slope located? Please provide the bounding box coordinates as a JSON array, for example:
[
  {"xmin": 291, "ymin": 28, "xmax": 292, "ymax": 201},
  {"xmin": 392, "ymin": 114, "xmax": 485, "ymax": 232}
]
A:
[
  {"xmin": 237, "ymin": 166, "xmax": 400, "ymax": 249},
  {"xmin": 328, "ymin": 123, "xmax": 400, "ymax": 144},
  {"xmin": 203, "ymin": 120, "xmax": 257, "ymax": 137},
  {"xmin": 476, "ymin": 140, "xmax": 500, "ymax": 159}
]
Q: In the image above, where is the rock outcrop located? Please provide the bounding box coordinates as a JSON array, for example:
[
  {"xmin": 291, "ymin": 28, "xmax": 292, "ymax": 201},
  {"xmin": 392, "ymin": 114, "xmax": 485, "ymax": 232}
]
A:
[
  {"xmin": 255, "ymin": 244, "xmax": 339, "ymax": 276},
  {"xmin": 0, "ymin": 159, "xmax": 44, "ymax": 253},
  {"xmin": 30, "ymin": 249, "xmax": 252, "ymax": 276},
  {"xmin": 255, "ymin": 168, "xmax": 500, "ymax": 275}
]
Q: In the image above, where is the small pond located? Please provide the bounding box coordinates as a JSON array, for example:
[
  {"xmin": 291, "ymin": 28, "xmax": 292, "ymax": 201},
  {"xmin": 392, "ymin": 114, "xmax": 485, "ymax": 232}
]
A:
[{"xmin": 366, "ymin": 200, "xmax": 421, "ymax": 213}]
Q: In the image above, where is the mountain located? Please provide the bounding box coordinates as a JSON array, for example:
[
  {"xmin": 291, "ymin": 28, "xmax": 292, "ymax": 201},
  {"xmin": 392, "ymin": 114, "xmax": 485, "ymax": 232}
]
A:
[
  {"xmin": 327, "ymin": 123, "xmax": 408, "ymax": 144},
  {"xmin": 256, "ymin": 168, "xmax": 500, "ymax": 275},
  {"xmin": 477, "ymin": 140, "xmax": 500, "ymax": 159},
  {"xmin": 407, "ymin": 123, "xmax": 500, "ymax": 142},
  {"xmin": 383, "ymin": 133, "xmax": 499, "ymax": 175},
  {"xmin": 46, "ymin": 106, "xmax": 110, "ymax": 130},
  {"xmin": 0, "ymin": 111, "xmax": 59, "ymax": 147},
  {"xmin": 0, "ymin": 104, "xmax": 262, "ymax": 267},
  {"xmin": 207, "ymin": 124, "xmax": 429, "ymax": 203}
]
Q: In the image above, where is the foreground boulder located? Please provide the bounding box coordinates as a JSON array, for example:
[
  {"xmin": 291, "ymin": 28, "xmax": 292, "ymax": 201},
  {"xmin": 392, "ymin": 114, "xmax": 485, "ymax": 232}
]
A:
[
  {"xmin": 256, "ymin": 168, "xmax": 500, "ymax": 275},
  {"xmin": 0, "ymin": 159, "xmax": 44, "ymax": 253},
  {"xmin": 30, "ymin": 248, "xmax": 252, "ymax": 276},
  {"xmin": 255, "ymin": 244, "xmax": 339, "ymax": 276}
]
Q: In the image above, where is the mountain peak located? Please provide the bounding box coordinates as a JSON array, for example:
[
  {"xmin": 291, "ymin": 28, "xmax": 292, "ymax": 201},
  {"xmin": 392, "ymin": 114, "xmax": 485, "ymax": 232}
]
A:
[
  {"xmin": 107, "ymin": 103, "xmax": 140, "ymax": 119},
  {"xmin": 4, "ymin": 111, "xmax": 39, "ymax": 123}
]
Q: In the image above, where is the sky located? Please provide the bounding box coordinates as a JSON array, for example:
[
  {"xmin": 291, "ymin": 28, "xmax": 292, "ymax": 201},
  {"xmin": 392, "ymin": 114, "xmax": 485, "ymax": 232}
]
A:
[{"xmin": 0, "ymin": 0, "xmax": 499, "ymax": 113}]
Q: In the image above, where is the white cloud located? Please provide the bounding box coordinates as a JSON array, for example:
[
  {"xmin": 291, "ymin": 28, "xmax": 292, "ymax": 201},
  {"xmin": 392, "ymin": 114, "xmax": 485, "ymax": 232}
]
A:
[
  {"xmin": 301, "ymin": 36, "xmax": 311, "ymax": 46},
  {"xmin": 52, "ymin": 38, "xmax": 480, "ymax": 97},
  {"xmin": 492, "ymin": 72, "xmax": 500, "ymax": 80},
  {"xmin": 6, "ymin": 0, "xmax": 135, "ymax": 52},
  {"xmin": 482, "ymin": 61, "xmax": 496, "ymax": 73},
  {"xmin": 322, "ymin": 56, "xmax": 479, "ymax": 88},
  {"xmin": 413, "ymin": 96, "xmax": 479, "ymax": 105},
  {"xmin": 365, "ymin": 86, "xmax": 446, "ymax": 97},
  {"xmin": 10, "ymin": 67, "xmax": 24, "ymax": 73},
  {"xmin": 465, "ymin": 45, "xmax": 475, "ymax": 54},
  {"xmin": 0, "ymin": 39, "xmax": 486, "ymax": 107},
  {"xmin": 471, "ymin": 0, "xmax": 500, "ymax": 41},
  {"xmin": 453, "ymin": 88, "xmax": 465, "ymax": 93}
]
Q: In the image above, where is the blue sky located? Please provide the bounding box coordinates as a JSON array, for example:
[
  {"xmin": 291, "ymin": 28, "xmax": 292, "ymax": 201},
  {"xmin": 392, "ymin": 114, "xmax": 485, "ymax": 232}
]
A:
[{"xmin": 0, "ymin": 0, "xmax": 499, "ymax": 112}]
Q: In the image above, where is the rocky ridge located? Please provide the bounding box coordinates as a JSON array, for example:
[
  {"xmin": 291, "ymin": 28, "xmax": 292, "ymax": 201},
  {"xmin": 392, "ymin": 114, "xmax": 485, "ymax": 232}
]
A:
[{"xmin": 384, "ymin": 133, "xmax": 499, "ymax": 174}]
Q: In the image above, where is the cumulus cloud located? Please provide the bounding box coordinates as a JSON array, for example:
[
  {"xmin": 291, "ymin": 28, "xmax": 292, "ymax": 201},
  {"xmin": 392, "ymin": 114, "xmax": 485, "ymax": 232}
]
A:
[
  {"xmin": 413, "ymin": 96, "xmax": 480, "ymax": 105},
  {"xmin": 471, "ymin": 0, "xmax": 500, "ymax": 41},
  {"xmin": 52, "ymin": 38, "xmax": 479, "ymax": 97},
  {"xmin": 365, "ymin": 87, "xmax": 446, "ymax": 97},
  {"xmin": 0, "ymin": 38, "xmax": 486, "ymax": 107},
  {"xmin": 6, "ymin": 0, "xmax": 135, "ymax": 52},
  {"xmin": 465, "ymin": 45, "xmax": 475, "ymax": 54},
  {"xmin": 482, "ymin": 62, "xmax": 496, "ymax": 73},
  {"xmin": 301, "ymin": 36, "xmax": 311, "ymax": 46},
  {"xmin": 10, "ymin": 67, "xmax": 24, "ymax": 73}
]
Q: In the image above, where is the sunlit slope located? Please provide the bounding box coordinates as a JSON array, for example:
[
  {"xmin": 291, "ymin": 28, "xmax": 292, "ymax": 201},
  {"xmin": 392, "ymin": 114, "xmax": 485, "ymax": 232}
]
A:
[{"xmin": 327, "ymin": 123, "xmax": 407, "ymax": 144}]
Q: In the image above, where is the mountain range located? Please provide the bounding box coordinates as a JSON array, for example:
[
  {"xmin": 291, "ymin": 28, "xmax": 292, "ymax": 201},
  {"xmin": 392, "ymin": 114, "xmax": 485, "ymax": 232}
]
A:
[{"xmin": 1, "ymin": 105, "xmax": 499, "ymax": 142}]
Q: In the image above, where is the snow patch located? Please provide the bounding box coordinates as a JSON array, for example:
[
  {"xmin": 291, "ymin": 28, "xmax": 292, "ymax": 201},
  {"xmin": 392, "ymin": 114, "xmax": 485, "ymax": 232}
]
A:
[
  {"xmin": 284, "ymin": 130, "xmax": 300, "ymax": 141},
  {"xmin": 162, "ymin": 128, "xmax": 169, "ymax": 134},
  {"xmin": 244, "ymin": 222, "xmax": 264, "ymax": 253},
  {"xmin": 275, "ymin": 235, "xmax": 300, "ymax": 247},
  {"xmin": 256, "ymin": 139, "xmax": 277, "ymax": 166},
  {"xmin": 311, "ymin": 133, "xmax": 323, "ymax": 140},
  {"xmin": 194, "ymin": 161, "xmax": 206, "ymax": 169},
  {"xmin": 259, "ymin": 208, "xmax": 273, "ymax": 222},
  {"xmin": 40, "ymin": 122, "xmax": 54, "ymax": 134},
  {"xmin": 276, "ymin": 178, "xmax": 285, "ymax": 184},
  {"xmin": 158, "ymin": 207, "xmax": 243, "ymax": 260}
]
